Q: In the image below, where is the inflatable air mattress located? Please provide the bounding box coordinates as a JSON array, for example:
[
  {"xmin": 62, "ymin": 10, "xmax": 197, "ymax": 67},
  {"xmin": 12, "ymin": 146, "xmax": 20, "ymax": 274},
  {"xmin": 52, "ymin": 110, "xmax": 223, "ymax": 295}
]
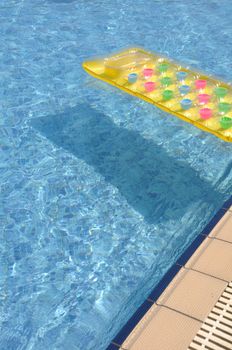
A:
[{"xmin": 83, "ymin": 48, "xmax": 232, "ymax": 142}]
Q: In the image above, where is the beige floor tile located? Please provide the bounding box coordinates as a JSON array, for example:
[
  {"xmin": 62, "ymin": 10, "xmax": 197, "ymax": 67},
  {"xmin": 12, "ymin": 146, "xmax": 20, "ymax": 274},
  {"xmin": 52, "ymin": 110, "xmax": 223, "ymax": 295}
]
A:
[
  {"xmin": 121, "ymin": 305, "xmax": 201, "ymax": 350},
  {"xmin": 209, "ymin": 210, "xmax": 232, "ymax": 242},
  {"xmin": 157, "ymin": 269, "xmax": 227, "ymax": 321},
  {"xmin": 186, "ymin": 237, "xmax": 232, "ymax": 281}
]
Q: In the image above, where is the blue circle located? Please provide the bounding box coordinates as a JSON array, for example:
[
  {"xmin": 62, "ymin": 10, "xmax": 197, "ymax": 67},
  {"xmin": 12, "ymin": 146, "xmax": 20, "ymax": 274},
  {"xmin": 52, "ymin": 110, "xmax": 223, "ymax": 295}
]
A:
[
  {"xmin": 177, "ymin": 71, "xmax": 188, "ymax": 81},
  {"xmin": 179, "ymin": 85, "xmax": 190, "ymax": 95},
  {"xmin": 181, "ymin": 98, "xmax": 192, "ymax": 110},
  {"xmin": 128, "ymin": 73, "xmax": 137, "ymax": 83}
]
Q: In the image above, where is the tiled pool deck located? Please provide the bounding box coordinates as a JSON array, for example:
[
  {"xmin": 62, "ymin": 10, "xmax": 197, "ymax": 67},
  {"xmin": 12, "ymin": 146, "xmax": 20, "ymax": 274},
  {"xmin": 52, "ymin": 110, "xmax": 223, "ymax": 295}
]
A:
[{"xmin": 107, "ymin": 197, "xmax": 232, "ymax": 350}]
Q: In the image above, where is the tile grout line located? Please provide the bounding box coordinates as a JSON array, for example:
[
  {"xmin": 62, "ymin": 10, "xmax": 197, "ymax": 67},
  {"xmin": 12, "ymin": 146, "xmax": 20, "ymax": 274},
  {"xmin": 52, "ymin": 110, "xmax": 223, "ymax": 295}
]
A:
[
  {"xmin": 208, "ymin": 235, "xmax": 232, "ymax": 245},
  {"xmin": 154, "ymin": 302, "xmax": 203, "ymax": 323},
  {"xmin": 181, "ymin": 265, "xmax": 229, "ymax": 283},
  {"xmin": 111, "ymin": 341, "xmax": 127, "ymax": 350},
  {"xmin": 223, "ymin": 207, "xmax": 232, "ymax": 212}
]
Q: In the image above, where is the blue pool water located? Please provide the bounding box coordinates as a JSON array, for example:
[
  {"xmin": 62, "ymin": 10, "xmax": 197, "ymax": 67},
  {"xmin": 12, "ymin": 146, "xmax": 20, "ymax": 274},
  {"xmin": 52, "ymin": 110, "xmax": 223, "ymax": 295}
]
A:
[{"xmin": 1, "ymin": 0, "xmax": 232, "ymax": 349}]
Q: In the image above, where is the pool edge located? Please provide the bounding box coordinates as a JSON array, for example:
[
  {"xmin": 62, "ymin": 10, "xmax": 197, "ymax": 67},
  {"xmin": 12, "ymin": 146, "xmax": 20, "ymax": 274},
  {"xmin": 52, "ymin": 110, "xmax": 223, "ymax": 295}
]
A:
[{"xmin": 106, "ymin": 194, "xmax": 232, "ymax": 350}]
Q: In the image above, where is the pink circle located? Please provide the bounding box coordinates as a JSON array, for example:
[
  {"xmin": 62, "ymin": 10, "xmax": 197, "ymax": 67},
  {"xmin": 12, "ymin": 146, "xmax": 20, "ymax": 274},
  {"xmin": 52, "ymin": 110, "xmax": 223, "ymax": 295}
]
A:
[
  {"xmin": 144, "ymin": 81, "xmax": 156, "ymax": 92},
  {"xmin": 195, "ymin": 79, "xmax": 207, "ymax": 90},
  {"xmin": 199, "ymin": 108, "xmax": 212, "ymax": 120},
  {"xmin": 198, "ymin": 94, "xmax": 210, "ymax": 104},
  {"xmin": 143, "ymin": 68, "xmax": 153, "ymax": 78}
]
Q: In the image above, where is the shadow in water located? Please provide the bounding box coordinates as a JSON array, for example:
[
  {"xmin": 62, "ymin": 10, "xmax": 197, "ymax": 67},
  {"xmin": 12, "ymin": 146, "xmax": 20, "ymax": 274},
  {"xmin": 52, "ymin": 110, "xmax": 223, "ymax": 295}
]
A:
[{"xmin": 31, "ymin": 104, "xmax": 222, "ymax": 223}]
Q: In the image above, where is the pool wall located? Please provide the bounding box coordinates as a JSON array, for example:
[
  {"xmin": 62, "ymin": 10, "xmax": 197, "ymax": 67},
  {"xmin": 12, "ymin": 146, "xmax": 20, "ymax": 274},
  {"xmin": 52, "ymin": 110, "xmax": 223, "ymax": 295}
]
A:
[{"xmin": 106, "ymin": 194, "xmax": 232, "ymax": 350}]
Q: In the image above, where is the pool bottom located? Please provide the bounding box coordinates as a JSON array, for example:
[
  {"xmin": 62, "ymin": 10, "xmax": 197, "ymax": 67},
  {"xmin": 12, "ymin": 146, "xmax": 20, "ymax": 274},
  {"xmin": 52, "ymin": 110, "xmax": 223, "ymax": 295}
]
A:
[
  {"xmin": 106, "ymin": 194, "xmax": 232, "ymax": 350},
  {"xmin": 30, "ymin": 103, "xmax": 230, "ymax": 350}
]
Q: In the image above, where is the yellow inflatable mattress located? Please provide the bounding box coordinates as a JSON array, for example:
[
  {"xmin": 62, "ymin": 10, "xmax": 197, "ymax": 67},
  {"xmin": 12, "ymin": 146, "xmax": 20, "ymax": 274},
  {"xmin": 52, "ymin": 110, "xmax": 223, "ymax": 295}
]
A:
[{"xmin": 83, "ymin": 48, "xmax": 232, "ymax": 142}]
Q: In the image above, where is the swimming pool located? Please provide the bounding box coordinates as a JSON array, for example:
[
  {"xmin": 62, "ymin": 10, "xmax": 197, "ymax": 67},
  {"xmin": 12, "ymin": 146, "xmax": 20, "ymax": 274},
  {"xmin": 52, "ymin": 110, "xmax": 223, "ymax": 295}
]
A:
[{"xmin": 1, "ymin": 0, "xmax": 232, "ymax": 349}]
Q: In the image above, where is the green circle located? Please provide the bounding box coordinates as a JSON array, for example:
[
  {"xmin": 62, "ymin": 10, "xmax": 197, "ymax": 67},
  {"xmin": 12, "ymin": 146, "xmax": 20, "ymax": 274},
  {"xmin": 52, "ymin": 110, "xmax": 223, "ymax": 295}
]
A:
[
  {"xmin": 215, "ymin": 86, "xmax": 228, "ymax": 98},
  {"xmin": 218, "ymin": 102, "xmax": 231, "ymax": 113},
  {"xmin": 220, "ymin": 116, "xmax": 232, "ymax": 129},
  {"xmin": 163, "ymin": 90, "xmax": 173, "ymax": 101},
  {"xmin": 158, "ymin": 62, "xmax": 169, "ymax": 73},
  {"xmin": 161, "ymin": 77, "xmax": 172, "ymax": 86}
]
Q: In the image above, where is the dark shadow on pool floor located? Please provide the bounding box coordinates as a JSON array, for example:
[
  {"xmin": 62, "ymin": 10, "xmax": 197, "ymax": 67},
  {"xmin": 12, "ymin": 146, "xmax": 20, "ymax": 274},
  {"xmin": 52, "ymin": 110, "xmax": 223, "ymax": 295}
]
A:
[{"xmin": 31, "ymin": 104, "xmax": 222, "ymax": 224}]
